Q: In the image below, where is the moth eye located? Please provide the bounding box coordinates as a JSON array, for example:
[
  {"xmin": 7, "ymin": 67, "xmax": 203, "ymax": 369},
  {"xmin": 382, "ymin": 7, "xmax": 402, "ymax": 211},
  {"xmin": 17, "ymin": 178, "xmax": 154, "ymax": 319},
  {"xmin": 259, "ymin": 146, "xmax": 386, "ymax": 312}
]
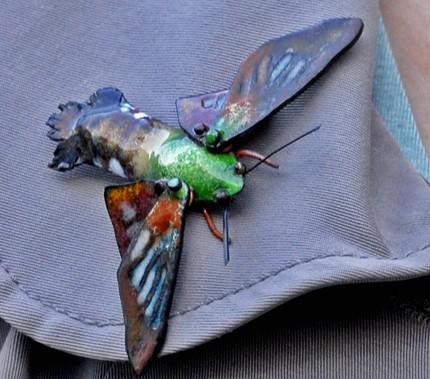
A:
[
  {"xmin": 193, "ymin": 123, "xmax": 209, "ymax": 136},
  {"xmin": 206, "ymin": 129, "xmax": 222, "ymax": 148},
  {"xmin": 167, "ymin": 178, "xmax": 182, "ymax": 192},
  {"xmin": 154, "ymin": 180, "xmax": 167, "ymax": 195}
]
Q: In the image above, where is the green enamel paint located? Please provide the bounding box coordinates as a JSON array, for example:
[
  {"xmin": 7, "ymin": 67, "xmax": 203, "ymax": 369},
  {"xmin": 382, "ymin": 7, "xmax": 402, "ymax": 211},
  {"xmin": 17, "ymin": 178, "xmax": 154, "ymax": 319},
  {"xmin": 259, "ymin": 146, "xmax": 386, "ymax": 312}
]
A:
[
  {"xmin": 126, "ymin": 128, "xmax": 243, "ymax": 202},
  {"xmin": 152, "ymin": 134, "xmax": 244, "ymax": 202}
]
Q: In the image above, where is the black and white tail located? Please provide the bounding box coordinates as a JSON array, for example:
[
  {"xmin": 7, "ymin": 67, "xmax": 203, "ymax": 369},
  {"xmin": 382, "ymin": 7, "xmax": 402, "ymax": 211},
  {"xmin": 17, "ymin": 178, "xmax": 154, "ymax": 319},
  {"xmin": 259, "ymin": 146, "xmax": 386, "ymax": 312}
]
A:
[
  {"xmin": 46, "ymin": 87, "xmax": 128, "ymax": 141},
  {"xmin": 46, "ymin": 87, "xmax": 130, "ymax": 171}
]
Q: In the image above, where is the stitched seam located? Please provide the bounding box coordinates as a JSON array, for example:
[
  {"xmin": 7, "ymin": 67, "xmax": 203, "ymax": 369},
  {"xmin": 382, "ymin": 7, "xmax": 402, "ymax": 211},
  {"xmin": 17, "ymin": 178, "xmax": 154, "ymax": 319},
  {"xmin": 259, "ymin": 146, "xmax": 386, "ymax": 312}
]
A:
[
  {"xmin": 0, "ymin": 242, "xmax": 429, "ymax": 327},
  {"xmin": 0, "ymin": 259, "xmax": 122, "ymax": 327},
  {"xmin": 170, "ymin": 242, "xmax": 430, "ymax": 318}
]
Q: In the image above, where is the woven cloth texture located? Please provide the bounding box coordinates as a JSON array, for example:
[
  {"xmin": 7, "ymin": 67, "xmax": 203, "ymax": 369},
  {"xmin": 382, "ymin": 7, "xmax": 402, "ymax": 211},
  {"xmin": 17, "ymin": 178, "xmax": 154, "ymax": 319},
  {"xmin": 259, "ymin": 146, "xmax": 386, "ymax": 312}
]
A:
[
  {"xmin": 1, "ymin": 277, "xmax": 430, "ymax": 378},
  {"xmin": 0, "ymin": 0, "xmax": 429, "ymax": 361}
]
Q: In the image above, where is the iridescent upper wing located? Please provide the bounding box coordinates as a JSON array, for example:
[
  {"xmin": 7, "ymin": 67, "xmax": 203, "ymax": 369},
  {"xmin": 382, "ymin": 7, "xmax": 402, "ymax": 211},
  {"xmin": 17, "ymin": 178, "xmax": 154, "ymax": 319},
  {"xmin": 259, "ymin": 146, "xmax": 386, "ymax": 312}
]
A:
[
  {"xmin": 105, "ymin": 179, "xmax": 189, "ymax": 374},
  {"xmin": 176, "ymin": 89, "xmax": 228, "ymax": 138},
  {"xmin": 176, "ymin": 18, "xmax": 363, "ymax": 149}
]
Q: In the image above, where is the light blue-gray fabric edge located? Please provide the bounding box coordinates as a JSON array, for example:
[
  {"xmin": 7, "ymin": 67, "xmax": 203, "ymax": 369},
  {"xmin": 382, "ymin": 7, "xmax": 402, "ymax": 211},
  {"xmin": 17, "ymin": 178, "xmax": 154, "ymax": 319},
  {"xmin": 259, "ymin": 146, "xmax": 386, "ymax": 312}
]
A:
[{"xmin": 373, "ymin": 20, "xmax": 430, "ymax": 180}]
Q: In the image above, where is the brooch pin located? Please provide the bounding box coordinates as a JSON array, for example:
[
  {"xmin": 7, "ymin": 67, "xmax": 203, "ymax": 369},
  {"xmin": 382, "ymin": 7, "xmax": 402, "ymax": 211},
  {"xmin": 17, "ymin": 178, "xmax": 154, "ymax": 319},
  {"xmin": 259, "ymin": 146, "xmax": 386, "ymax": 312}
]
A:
[{"xmin": 46, "ymin": 18, "xmax": 363, "ymax": 373}]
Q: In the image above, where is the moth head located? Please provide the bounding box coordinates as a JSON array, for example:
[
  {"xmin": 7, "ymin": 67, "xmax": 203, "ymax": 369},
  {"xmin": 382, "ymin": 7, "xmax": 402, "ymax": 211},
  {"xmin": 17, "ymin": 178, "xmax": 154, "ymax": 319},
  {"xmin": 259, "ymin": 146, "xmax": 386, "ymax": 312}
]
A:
[{"xmin": 205, "ymin": 128, "xmax": 224, "ymax": 149}]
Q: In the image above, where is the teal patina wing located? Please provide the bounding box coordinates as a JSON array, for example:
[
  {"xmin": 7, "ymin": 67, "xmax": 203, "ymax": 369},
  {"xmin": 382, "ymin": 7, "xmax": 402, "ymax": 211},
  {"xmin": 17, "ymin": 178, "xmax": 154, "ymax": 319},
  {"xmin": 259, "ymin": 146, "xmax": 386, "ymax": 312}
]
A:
[
  {"xmin": 105, "ymin": 179, "xmax": 189, "ymax": 374},
  {"xmin": 176, "ymin": 18, "xmax": 363, "ymax": 149}
]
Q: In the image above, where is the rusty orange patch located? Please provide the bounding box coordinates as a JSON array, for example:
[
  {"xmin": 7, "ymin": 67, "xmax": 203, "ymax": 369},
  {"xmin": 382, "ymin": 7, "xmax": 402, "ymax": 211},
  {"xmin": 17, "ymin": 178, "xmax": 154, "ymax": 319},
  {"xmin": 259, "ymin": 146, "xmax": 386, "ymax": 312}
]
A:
[
  {"xmin": 147, "ymin": 197, "xmax": 182, "ymax": 235},
  {"xmin": 105, "ymin": 182, "xmax": 158, "ymax": 256}
]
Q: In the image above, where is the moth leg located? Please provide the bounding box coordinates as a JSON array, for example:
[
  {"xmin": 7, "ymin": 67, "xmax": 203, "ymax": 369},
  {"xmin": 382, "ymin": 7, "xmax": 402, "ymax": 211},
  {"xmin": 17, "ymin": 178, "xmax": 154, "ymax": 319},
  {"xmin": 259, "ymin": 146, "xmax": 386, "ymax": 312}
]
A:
[
  {"xmin": 202, "ymin": 208, "xmax": 231, "ymax": 243},
  {"xmin": 202, "ymin": 208, "xmax": 223, "ymax": 241},
  {"xmin": 188, "ymin": 187, "xmax": 194, "ymax": 207},
  {"xmin": 235, "ymin": 149, "xmax": 279, "ymax": 169}
]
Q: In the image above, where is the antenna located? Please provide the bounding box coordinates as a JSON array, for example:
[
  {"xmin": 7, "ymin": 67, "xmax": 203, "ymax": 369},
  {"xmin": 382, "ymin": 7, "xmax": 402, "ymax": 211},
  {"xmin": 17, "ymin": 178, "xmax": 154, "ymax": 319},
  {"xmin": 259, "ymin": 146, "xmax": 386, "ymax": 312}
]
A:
[
  {"xmin": 223, "ymin": 206, "xmax": 230, "ymax": 265},
  {"xmin": 244, "ymin": 125, "xmax": 321, "ymax": 175}
]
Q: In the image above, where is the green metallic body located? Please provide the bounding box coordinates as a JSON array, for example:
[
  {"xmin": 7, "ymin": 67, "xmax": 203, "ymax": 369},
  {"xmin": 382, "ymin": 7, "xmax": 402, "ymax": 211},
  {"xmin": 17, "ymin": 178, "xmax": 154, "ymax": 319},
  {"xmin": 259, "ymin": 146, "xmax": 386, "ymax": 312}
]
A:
[
  {"xmin": 92, "ymin": 117, "xmax": 244, "ymax": 203},
  {"xmin": 150, "ymin": 131, "xmax": 243, "ymax": 202}
]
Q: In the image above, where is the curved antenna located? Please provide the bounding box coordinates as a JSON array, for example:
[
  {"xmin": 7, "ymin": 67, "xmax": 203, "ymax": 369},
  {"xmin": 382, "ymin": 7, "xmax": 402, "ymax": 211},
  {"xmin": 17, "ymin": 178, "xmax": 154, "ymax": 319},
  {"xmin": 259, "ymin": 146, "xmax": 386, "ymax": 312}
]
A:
[{"xmin": 244, "ymin": 125, "xmax": 321, "ymax": 175}]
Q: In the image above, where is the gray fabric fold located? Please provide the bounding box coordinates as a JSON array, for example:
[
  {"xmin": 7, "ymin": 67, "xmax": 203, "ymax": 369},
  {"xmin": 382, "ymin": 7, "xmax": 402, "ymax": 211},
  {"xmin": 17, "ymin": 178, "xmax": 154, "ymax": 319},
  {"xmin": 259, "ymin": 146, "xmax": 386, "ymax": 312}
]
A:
[
  {"xmin": 0, "ymin": 0, "xmax": 429, "ymax": 362},
  {"xmin": 2, "ymin": 277, "xmax": 430, "ymax": 379}
]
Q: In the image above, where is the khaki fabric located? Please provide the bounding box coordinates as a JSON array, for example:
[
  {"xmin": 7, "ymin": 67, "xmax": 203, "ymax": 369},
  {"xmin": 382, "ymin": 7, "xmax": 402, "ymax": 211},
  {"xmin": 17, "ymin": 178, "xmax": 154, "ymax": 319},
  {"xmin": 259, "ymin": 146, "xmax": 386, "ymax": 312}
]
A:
[{"xmin": 0, "ymin": 0, "xmax": 430, "ymax": 367}]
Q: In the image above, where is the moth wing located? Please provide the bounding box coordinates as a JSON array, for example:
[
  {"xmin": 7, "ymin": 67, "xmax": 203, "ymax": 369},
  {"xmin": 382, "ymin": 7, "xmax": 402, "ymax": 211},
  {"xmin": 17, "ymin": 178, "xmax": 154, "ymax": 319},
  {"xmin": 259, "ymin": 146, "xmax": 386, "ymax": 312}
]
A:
[
  {"xmin": 179, "ymin": 18, "xmax": 363, "ymax": 148},
  {"xmin": 176, "ymin": 89, "xmax": 228, "ymax": 139},
  {"xmin": 105, "ymin": 180, "xmax": 189, "ymax": 374},
  {"xmin": 105, "ymin": 180, "xmax": 159, "ymax": 257}
]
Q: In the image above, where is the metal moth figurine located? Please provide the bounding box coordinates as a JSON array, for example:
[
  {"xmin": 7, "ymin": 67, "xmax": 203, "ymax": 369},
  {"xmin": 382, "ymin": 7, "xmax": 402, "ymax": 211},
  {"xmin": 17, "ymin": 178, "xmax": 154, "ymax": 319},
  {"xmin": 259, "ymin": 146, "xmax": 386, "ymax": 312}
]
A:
[{"xmin": 46, "ymin": 18, "xmax": 363, "ymax": 373}]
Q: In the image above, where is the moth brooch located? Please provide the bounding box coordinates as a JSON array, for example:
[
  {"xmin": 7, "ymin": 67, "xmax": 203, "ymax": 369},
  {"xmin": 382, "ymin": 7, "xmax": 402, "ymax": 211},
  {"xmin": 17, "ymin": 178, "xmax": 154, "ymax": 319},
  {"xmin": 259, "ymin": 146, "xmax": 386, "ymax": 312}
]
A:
[{"xmin": 46, "ymin": 18, "xmax": 363, "ymax": 373}]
